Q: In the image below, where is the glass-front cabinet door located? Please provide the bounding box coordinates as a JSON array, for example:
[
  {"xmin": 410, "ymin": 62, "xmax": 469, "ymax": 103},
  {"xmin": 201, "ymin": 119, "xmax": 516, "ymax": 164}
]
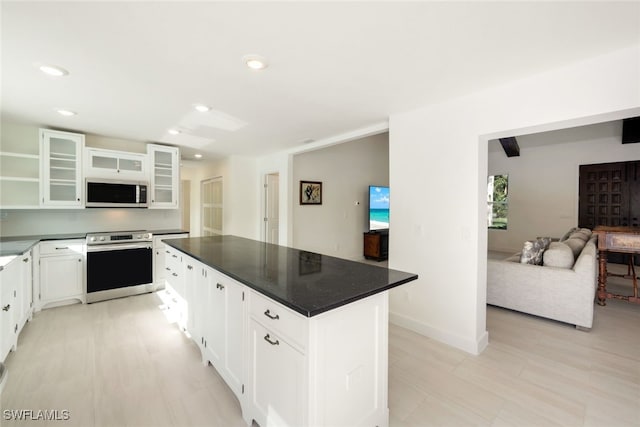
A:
[
  {"xmin": 148, "ymin": 144, "xmax": 179, "ymax": 209},
  {"xmin": 40, "ymin": 129, "xmax": 84, "ymax": 207}
]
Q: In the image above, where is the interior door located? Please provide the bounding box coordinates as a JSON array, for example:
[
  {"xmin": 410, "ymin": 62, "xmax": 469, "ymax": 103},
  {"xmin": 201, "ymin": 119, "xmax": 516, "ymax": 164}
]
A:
[
  {"xmin": 264, "ymin": 173, "xmax": 279, "ymax": 244},
  {"xmin": 579, "ymin": 160, "xmax": 639, "ymax": 263}
]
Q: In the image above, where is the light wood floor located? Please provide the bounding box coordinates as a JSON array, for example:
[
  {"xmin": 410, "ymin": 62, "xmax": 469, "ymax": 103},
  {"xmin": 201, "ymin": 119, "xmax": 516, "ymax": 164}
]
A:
[{"xmin": 2, "ymin": 283, "xmax": 639, "ymax": 426}]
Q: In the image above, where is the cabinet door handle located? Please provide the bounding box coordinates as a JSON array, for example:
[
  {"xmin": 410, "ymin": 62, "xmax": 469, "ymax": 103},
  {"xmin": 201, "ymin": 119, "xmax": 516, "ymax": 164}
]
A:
[
  {"xmin": 23, "ymin": 258, "xmax": 29, "ymax": 263},
  {"xmin": 264, "ymin": 334, "xmax": 279, "ymax": 346},
  {"xmin": 172, "ymin": 255, "xmax": 178, "ymax": 258},
  {"xmin": 78, "ymin": 259, "xmax": 82, "ymax": 262},
  {"xmin": 55, "ymin": 247, "xmax": 69, "ymax": 250},
  {"xmin": 2, "ymin": 304, "xmax": 10, "ymax": 312},
  {"xmin": 172, "ymin": 273, "xmax": 178, "ymax": 277},
  {"xmin": 187, "ymin": 265, "xmax": 193, "ymax": 270},
  {"xmin": 166, "ymin": 267, "xmax": 171, "ymax": 271},
  {"xmin": 264, "ymin": 309, "xmax": 279, "ymax": 320},
  {"xmin": 216, "ymin": 283, "xmax": 225, "ymax": 290},
  {"xmin": 165, "ymin": 250, "xmax": 170, "ymax": 254}
]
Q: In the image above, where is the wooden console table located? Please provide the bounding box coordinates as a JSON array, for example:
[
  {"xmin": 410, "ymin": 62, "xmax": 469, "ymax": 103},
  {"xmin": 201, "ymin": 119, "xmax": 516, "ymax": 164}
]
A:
[{"xmin": 594, "ymin": 226, "xmax": 640, "ymax": 305}]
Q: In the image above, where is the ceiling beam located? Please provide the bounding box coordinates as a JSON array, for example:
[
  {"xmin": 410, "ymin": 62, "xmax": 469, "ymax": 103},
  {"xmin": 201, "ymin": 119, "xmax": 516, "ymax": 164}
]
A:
[{"xmin": 499, "ymin": 137, "xmax": 520, "ymax": 157}]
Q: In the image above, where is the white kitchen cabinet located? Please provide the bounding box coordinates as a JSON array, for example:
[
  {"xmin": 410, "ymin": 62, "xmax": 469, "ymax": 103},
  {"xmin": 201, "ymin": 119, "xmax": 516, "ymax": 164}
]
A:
[
  {"xmin": 153, "ymin": 233, "xmax": 188, "ymax": 290},
  {"xmin": 249, "ymin": 318, "xmax": 306, "ymax": 427},
  {"xmin": 148, "ymin": 144, "xmax": 179, "ymax": 209},
  {"xmin": 199, "ymin": 266, "xmax": 246, "ymax": 398},
  {"xmin": 0, "ymin": 257, "xmax": 19, "ymax": 362},
  {"xmin": 0, "ymin": 249, "xmax": 34, "ymax": 362},
  {"xmin": 164, "ymin": 245, "xmax": 187, "ymax": 330},
  {"xmin": 0, "ymin": 124, "xmax": 40, "ymax": 208},
  {"xmin": 246, "ymin": 289, "xmax": 389, "ymax": 427},
  {"xmin": 183, "ymin": 257, "xmax": 202, "ymax": 342},
  {"xmin": 36, "ymin": 240, "xmax": 85, "ymax": 310},
  {"xmin": 85, "ymin": 147, "xmax": 147, "ymax": 181},
  {"xmin": 16, "ymin": 251, "xmax": 32, "ymax": 332},
  {"xmin": 40, "ymin": 129, "xmax": 84, "ymax": 208}
]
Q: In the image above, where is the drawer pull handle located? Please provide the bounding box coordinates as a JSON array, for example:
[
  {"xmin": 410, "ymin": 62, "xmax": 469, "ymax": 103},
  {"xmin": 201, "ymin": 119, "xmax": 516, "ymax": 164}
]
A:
[
  {"xmin": 216, "ymin": 283, "xmax": 225, "ymax": 290},
  {"xmin": 172, "ymin": 255, "xmax": 178, "ymax": 258},
  {"xmin": 2, "ymin": 304, "xmax": 10, "ymax": 312},
  {"xmin": 264, "ymin": 334, "xmax": 279, "ymax": 346},
  {"xmin": 165, "ymin": 250, "xmax": 170, "ymax": 254},
  {"xmin": 172, "ymin": 273, "xmax": 178, "ymax": 277},
  {"xmin": 55, "ymin": 247, "xmax": 69, "ymax": 250},
  {"xmin": 187, "ymin": 265, "xmax": 193, "ymax": 270},
  {"xmin": 166, "ymin": 267, "xmax": 171, "ymax": 271},
  {"xmin": 264, "ymin": 309, "xmax": 279, "ymax": 320},
  {"xmin": 22, "ymin": 258, "xmax": 29, "ymax": 263}
]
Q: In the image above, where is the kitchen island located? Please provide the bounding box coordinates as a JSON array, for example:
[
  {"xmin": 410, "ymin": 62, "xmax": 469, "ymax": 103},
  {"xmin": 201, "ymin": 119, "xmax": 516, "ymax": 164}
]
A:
[{"xmin": 163, "ymin": 235, "xmax": 417, "ymax": 427}]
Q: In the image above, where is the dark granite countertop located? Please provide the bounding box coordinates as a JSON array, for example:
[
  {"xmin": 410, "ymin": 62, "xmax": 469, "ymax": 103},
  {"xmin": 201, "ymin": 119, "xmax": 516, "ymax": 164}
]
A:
[{"xmin": 164, "ymin": 235, "xmax": 418, "ymax": 317}]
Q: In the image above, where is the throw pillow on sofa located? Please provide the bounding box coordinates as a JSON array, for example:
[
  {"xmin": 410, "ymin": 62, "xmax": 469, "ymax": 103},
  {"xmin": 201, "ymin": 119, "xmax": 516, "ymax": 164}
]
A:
[
  {"xmin": 569, "ymin": 231, "xmax": 590, "ymax": 242},
  {"xmin": 543, "ymin": 242, "xmax": 574, "ymax": 268},
  {"xmin": 519, "ymin": 238, "xmax": 549, "ymax": 265},
  {"xmin": 564, "ymin": 237, "xmax": 586, "ymax": 259},
  {"xmin": 560, "ymin": 227, "xmax": 579, "ymax": 242}
]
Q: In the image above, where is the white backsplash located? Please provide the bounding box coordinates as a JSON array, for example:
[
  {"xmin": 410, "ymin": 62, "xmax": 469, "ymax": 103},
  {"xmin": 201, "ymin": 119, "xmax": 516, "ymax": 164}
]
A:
[{"xmin": 0, "ymin": 208, "xmax": 182, "ymax": 237}]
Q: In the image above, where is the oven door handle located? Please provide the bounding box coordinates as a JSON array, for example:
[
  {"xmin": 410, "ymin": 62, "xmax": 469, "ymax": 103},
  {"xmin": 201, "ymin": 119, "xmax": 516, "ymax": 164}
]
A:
[{"xmin": 87, "ymin": 243, "xmax": 152, "ymax": 252}]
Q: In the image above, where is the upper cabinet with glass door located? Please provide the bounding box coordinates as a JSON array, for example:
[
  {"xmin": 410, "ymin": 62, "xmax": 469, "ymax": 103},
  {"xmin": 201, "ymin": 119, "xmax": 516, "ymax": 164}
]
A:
[
  {"xmin": 147, "ymin": 144, "xmax": 179, "ymax": 209},
  {"xmin": 85, "ymin": 147, "xmax": 147, "ymax": 181},
  {"xmin": 40, "ymin": 129, "xmax": 84, "ymax": 208},
  {"xmin": 0, "ymin": 123, "xmax": 41, "ymax": 208}
]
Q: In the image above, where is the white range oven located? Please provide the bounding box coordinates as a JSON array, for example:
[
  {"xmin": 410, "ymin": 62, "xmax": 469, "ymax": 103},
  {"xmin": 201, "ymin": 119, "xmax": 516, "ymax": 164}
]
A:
[{"xmin": 86, "ymin": 231, "xmax": 153, "ymax": 303}]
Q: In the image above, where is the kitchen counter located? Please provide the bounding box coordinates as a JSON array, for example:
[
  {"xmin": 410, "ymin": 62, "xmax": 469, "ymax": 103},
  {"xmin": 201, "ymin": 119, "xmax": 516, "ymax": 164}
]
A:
[
  {"xmin": 0, "ymin": 229, "xmax": 189, "ymax": 257},
  {"xmin": 164, "ymin": 235, "xmax": 418, "ymax": 317},
  {"xmin": 0, "ymin": 233, "xmax": 87, "ymax": 258}
]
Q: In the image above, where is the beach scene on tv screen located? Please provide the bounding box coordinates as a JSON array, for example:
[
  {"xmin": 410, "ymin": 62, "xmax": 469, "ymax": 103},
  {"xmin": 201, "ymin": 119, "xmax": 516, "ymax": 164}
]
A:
[{"xmin": 370, "ymin": 186, "xmax": 390, "ymax": 230}]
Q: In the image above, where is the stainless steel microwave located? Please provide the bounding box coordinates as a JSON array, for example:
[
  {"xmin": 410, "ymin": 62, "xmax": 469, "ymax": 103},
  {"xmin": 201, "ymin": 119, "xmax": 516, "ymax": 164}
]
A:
[{"xmin": 85, "ymin": 179, "xmax": 148, "ymax": 208}]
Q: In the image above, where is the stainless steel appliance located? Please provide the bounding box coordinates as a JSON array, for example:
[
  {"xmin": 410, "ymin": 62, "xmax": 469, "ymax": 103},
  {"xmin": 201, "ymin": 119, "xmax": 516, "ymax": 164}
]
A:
[
  {"xmin": 86, "ymin": 231, "xmax": 153, "ymax": 303},
  {"xmin": 85, "ymin": 179, "xmax": 148, "ymax": 208}
]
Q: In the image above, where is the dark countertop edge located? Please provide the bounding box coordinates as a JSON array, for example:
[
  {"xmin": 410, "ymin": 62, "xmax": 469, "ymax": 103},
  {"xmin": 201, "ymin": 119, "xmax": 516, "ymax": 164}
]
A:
[
  {"xmin": 165, "ymin": 240, "xmax": 419, "ymax": 318},
  {"xmin": 152, "ymin": 229, "xmax": 190, "ymax": 236},
  {"xmin": 1, "ymin": 229, "xmax": 189, "ymax": 242}
]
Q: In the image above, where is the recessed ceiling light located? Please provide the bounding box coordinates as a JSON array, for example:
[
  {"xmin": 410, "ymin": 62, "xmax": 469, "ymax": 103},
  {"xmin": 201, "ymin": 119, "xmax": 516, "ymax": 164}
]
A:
[
  {"xmin": 243, "ymin": 54, "xmax": 268, "ymax": 70},
  {"xmin": 168, "ymin": 129, "xmax": 181, "ymax": 135},
  {"xmin": 39, "ymin": 64, "xmax": 69, "ymax": 77},
  {"xmin": 194, "ymin": 154, "xmax": 203, "ymax": 159},
  {"xmin": 56, "ymin": 109, "xmax": 76, "ymax": 116},
  {"xmin": 194, "ymin": 104, "xmax": 210, "ymax": 113}
]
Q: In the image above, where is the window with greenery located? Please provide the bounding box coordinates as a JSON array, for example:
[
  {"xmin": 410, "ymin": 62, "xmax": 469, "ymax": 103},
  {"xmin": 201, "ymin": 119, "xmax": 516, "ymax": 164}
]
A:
[{"xmin": 487, "ymin": 174, "xmax": 508, "ymax": 230}]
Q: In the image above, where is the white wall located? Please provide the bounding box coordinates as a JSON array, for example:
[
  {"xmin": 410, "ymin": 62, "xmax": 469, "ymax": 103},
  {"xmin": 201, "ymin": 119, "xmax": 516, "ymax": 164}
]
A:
[
  {"xmin": 389, "ymin": 45, "xmax": 640, "ymax": 354},
  {"xmin": 0, "ymin": 121, "xmax": 181, "ymax": 236},
  {"xmin": 488, "ymin": 121, "xmax": 640, "ymax": 253},
  {"xmin": 292, "ymin": 133, "xmax": 389, "ymax": 259}
]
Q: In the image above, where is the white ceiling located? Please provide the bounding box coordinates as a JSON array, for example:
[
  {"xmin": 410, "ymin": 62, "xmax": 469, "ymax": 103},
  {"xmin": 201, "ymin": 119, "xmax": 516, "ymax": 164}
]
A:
[{"xmin": 2, "ymin": 1, "xmax": 639, "ymax": 160}]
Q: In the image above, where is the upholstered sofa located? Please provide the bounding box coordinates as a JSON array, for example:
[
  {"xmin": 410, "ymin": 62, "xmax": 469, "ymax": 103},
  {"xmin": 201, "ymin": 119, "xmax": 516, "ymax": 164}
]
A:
[{"xmin": 487, "ymin": 228, "xmax": 598, "ymax": 329}]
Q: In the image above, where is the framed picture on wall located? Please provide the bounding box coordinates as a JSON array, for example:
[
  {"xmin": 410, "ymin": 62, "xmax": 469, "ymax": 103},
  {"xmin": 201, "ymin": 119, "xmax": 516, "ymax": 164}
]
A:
[{"xmin": 300, "ymin": 181, "xmax": 322, "ymax": 205}]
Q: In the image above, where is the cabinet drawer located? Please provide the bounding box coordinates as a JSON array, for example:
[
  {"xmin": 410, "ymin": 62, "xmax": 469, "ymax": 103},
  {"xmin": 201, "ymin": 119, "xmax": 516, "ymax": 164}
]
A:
[
  {"xmin": 249, "ymin": 290, "xmax": 307, "ymax": 352},
  {"xmin": 39, "ymin": 240, "xmax": 85, "ymax": 256}
]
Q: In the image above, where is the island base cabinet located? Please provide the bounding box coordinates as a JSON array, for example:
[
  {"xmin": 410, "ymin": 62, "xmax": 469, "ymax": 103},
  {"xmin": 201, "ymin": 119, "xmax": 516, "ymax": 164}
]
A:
[
  {"xmin": 248, "ymin": 319, "xmax": 306, "ymax": 427},
  {"xmin": 246, "ymin": 291, "xmax": 390, "ymax": 427}
]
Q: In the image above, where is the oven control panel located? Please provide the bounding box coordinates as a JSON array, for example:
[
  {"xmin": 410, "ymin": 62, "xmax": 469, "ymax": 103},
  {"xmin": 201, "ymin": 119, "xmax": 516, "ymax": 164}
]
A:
[{"xmin": 86, "ymin": 231, "xmax": 152, "ymax": 245}]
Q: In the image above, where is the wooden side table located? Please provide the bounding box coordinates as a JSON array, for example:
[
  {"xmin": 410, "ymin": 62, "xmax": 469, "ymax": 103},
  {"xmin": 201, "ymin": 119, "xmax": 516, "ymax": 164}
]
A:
[
  {"xmin": 593, "ymin": 226, "xmax": 640, "ymax": 305},
  {"xmin": 363, "ymin": 231, "xmax": 388, "ymax": 261}
]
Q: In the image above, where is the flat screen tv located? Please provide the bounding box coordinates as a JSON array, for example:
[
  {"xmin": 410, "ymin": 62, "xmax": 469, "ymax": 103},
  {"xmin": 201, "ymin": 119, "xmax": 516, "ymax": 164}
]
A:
[{"xmin": 369, "ymin": 186, "xmax": 389, "ymax": 231}]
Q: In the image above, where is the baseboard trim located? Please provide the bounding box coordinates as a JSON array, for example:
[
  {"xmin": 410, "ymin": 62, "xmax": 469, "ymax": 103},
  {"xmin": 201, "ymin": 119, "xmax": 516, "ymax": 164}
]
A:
[{"xmin": 389, "ymin": 311, "xmax": 489, "ymax": 355}]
